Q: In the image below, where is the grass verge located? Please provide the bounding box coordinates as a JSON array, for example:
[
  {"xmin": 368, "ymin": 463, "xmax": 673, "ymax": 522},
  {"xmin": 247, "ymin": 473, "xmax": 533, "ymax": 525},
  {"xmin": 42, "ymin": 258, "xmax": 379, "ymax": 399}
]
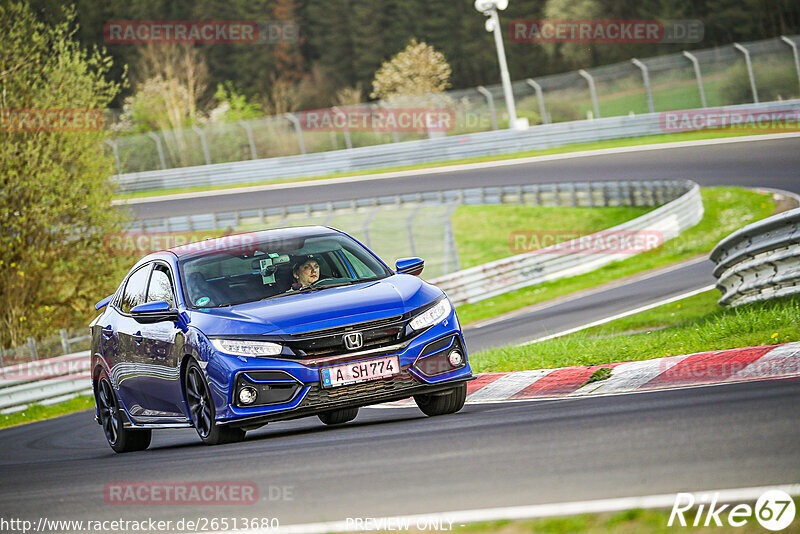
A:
[
  {"xmin": 0, "ymin": 394, "xmax": 94, "ymax": 430},
  {"xmin": 470, "ymin": 291, "xmax": 799, "ymax": 373},
  {"xmin": 449, "ymin": 500, "xmax": 799, "ymax": 533},
  {"xmin": 455, "ymin": 187, "xmax": 776, "ymax": 326},
  {"xmin": 113, "ymin": 129, "xmax": 794, "ymax": 201}
]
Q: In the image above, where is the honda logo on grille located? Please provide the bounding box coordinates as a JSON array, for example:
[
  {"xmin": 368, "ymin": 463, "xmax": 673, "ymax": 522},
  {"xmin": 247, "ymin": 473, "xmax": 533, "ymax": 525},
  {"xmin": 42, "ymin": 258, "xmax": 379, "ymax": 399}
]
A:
[{"xmin": 343, "ymin": 332, "xmax": 363, "ymax": 350}]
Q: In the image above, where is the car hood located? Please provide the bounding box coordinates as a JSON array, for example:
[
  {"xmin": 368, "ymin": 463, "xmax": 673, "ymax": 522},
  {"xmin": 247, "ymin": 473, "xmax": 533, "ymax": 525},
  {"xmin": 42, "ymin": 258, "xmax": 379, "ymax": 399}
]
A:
[{"xmin": 187, "ymin": 274, "xmax": 443, "ymax": 337}]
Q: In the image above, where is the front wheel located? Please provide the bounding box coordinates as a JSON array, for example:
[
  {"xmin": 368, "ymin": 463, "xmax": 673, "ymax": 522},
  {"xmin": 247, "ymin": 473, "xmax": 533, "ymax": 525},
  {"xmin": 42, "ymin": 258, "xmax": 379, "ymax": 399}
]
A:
[
  {"xmin": 96, "ymin": 373, "xmax": 151, "ymax": 453},
  {"xmin": 184, "ymin": 361, "xmax": 246, "ymax": 445},
  {"xmin": 318, "ymin": 407, "xmax": 359, "ymax": 425},
  {"xmin": 414, "ymin": 383, "xmax": 467, "ymax": 417}
]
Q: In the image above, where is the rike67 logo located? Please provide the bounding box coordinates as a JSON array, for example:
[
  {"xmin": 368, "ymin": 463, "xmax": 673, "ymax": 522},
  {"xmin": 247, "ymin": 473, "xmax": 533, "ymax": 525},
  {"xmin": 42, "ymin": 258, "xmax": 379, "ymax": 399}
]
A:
[{"xmin": 669, "ymin": 490, "xmax": 796, "ymax": 531}]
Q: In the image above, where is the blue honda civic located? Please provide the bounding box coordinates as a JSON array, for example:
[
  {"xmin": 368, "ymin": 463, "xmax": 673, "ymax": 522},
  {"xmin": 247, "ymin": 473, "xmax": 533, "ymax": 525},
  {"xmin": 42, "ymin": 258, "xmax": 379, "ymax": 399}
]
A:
[{"xmin": 90, "ymin": 226, "xmax": 473, "ymax": 452}]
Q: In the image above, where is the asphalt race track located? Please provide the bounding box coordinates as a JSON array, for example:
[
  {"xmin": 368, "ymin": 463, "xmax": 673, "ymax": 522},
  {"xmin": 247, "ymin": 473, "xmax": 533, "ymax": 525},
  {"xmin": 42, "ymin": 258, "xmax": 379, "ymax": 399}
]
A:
[
  {"xmin": 1, "ymin": 380, "xmax": 799, "ymax": 528},
  {"xmin": 2, "ymin": 136, "xmax": 799, "ymax": 530}
]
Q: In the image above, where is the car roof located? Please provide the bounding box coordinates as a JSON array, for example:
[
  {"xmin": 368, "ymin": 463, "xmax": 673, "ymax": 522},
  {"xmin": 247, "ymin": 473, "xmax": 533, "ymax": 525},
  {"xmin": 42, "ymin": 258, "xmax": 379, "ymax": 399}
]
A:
[{"xmin": 167, "ymin": 226, "xmax": 341, "ymax": 258}]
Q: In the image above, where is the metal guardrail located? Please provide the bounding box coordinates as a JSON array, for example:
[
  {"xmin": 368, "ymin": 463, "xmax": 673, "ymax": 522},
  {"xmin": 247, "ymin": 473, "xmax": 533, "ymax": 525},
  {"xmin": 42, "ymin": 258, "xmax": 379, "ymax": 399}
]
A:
[
  {"xmin": 114, "ymin": 100, "xmax": 800, "ymax": 193},
  {"xmin": 430, "ymin": 180, "xmax": 703, "ymax": 305},
  {"xmin": 0, "ymin": 352, "xmax": 91, "ymax": 413},
  {"xmin": 711, "ymin": 203, "xmax": 800, "ymax": 307}
]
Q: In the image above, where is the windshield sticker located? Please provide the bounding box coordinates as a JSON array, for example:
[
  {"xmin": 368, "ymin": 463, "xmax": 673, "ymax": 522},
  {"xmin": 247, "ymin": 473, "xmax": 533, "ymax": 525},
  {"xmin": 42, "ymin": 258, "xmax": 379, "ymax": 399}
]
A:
[{"xmin": 195, "ymin": 296, "xmax": 211, "ymax": 307}]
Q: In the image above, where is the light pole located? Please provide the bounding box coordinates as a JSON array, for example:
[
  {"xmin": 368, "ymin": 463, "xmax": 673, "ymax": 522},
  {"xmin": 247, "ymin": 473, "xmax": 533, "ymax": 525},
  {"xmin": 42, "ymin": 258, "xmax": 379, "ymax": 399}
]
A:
[{"xmin": 474, "ymin": 0, "xmax": 527, "ymax": 130}]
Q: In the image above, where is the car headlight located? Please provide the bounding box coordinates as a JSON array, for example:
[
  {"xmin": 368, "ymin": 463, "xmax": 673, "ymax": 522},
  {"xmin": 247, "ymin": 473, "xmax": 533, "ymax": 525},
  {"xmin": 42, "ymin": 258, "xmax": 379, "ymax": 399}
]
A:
[
  {"xmin": 409, "ymin": 299, "xmax": 452, "ymax": 330},
  {"xmin": 210, "ymin": 339, "xmax": 283, "ymax": 357}
]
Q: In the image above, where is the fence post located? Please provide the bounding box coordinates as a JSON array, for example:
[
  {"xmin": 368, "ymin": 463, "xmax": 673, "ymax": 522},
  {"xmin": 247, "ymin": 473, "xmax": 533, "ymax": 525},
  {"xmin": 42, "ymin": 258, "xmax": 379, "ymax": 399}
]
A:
[
  {"xmin": 781, "ymin": 36, "xmax": 800, "ymax": 93},
  {"xmin": 27, "ymin": 337, "xmax": 38, "ymax": 361},
  {"xmin": 525, "ymin": 79, "xmax": 549, "ymax": 124},
  {"xmin": 406, "ymin": 207, "xmax": 420, "ymax": 257},
  {"xmin": 0, "ymin": 345, "xmax": 4, "ymax": 370},
  {"xmin": 59, "ymin": 329, "xmax": 70, "ymax": 355},
  {"xmin": 476, "ymin": 86, "xmax": 498, "ymax": 130},
  {"xmin": 146, "ymin": 132, "xmax": 167, "ymax": 170},
  {"xmin": 191, "ymin": 126, "xmax": 212, "ymax": 165},
  {"xmin": 331, "ymin": 107, "xmax": 352, "ymax": 150},
  {"xmin": 733, "ymin": 43, "xmax": 759, "ymax": 103},
  {"xmin": 284, "ymin": 113, "xmax": 307, "ymax": 155},
  {"xmin": 631, "ymin": 58, "xmax": 654, "ymax": 113},
  {"xmin": 238, "ymin": 120, "xmax": 258, "ymax": 159},
  {"xmin": 578, "ymin": 69, "xmax": 601, "ymax": 119},
  {"xmin": 104, "ymin": 139, "xmax": 122, "ymax": 175},
  {"xmin": 682, "ymin": 51, "xmax": 708, "ymax": 108}
]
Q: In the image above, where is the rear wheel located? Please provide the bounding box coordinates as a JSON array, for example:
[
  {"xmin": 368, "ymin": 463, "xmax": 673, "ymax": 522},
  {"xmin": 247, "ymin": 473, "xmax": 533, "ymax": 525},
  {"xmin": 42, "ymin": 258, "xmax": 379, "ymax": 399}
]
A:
[
  {"xmin": 318, "ymin": 407, "xmax": 359, "ymax": 425},
  {"xmin": 185, "ymin": 361, "xmax": 246, "ymax": 445},
  {"xmin": 96, "ymin": 373, "xmax": 151, "ymax": 453},
  {"xmin": 414, "ymin": 383, "xmax": 467, "ymax": 416}
]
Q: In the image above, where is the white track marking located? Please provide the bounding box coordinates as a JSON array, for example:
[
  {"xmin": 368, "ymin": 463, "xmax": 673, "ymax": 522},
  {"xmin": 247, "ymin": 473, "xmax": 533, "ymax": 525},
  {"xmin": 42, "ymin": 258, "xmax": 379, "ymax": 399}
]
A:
[
  {"xmin": 517, "ymin": 284, "xmax": 717, "ymax": 346},
  {"xmin": 114, "ymin": 132, "xmax": 800, "ymax": 206},
  {"xmin": 465, "ymin": 369, "xmax": 553, "ymax": 402},
  {"xmin": 570, "ymin": 355, "xmax": 691, "ymax": 396},
  {"xmin": 215, "ymin": 484, "xmax": 800, "ymax": 533}
]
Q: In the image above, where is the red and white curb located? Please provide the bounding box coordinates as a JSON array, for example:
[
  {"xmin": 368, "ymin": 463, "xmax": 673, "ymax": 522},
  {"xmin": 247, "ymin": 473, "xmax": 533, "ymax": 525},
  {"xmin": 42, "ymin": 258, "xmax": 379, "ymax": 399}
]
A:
[{"xmin": 385, "ymin": 342, "xmax": 800, "ymax": 406}]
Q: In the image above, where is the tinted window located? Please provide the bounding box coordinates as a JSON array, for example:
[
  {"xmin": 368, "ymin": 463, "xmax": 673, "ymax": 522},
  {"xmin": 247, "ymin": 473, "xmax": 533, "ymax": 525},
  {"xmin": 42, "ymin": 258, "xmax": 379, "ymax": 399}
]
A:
[
  {"xmin": 121, "ymin": 265, "xmax": 151, "ymax": 314},
  {"xmin": 147, "ymin": 265, "xmax": 176, "ymax": 308}
]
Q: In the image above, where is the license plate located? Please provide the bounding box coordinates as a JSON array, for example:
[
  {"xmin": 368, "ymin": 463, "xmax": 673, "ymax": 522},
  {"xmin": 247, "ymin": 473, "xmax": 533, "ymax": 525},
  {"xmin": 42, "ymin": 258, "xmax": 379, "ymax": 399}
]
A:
[{"xmin": 320, "ymin": 356, "xmax": 399, "ymax": 388}]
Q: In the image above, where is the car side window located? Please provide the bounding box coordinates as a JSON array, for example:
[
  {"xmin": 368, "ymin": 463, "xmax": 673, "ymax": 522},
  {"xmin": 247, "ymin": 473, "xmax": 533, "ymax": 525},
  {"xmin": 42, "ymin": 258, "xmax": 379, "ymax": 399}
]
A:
[
  {"xmin": 147, "ymin": 265, "xmax": 176, "ymax": 308},
  {"xmin": 341, "ymin": 249, "xmax": 373, "ymax": 278},
  {"xmin": 121, "ymin": 265, "xmax": 151, "ymax": 314}
]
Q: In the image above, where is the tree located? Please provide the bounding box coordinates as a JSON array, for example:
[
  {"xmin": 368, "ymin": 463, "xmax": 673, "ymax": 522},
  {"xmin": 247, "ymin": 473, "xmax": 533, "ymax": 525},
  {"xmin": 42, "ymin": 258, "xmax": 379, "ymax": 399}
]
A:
[
  {"xmin": 0, "ymin": 3, "xmax": 126, "ymax": 348},
  {"xmin": 370, "ymin": 39, "xmax": 452, "ymax": 100}
]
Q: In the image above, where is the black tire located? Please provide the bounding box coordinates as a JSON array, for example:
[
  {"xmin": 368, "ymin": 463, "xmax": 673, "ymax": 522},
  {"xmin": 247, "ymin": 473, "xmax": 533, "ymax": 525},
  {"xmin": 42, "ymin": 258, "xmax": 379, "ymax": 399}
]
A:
[
  {"xmin": 414, "ymin": 383, "xmax": 467, "ymax": 417},
  {"xmin": 184, "ymin": 360, "xmax": 246, "ymax": 445},
  {"xmin": 318, "ymin": 407, "xmax": 359, "ymax": 425},
  {"xmin": 95, "ymin": 372, "xmax": 151, "ymax": 453}
]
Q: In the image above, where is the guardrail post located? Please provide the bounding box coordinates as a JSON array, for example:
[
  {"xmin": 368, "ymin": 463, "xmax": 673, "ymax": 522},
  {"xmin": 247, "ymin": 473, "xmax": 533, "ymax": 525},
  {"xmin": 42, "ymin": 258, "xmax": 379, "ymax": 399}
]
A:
[
  {"xmin": 781, "ymin": 36, "xmax": 800, "ymax": 92},
  {"xmin": 476, "ymin": 86, "xmax": 498, "ymax": 130},
  {"xmin": 191, "ymin": 126, "xmax": 212, "ymax": 165},
  {"xmin": 578, "ymin": 69, "xmax": 601, "ymax": 119},
  {"xmin": 631, "ymin": 58, "xmax": 655, "ymax": 114},
  {"xmin": 59, "ymin": 329, "xmax": 70, "ymax": 355},
  {"xmin": 146, "ymin": 132, "xmax": 167, "ymax": 170},
  {"xmin": 331, "ymin": 107, "xmax": 352, "ymax": 150},
  {"xmin": 284, "ymin": 113, "xmax": 307, "ymax": 155},
  {"xmin": 733, "ymin": 43, "xmax": 759, "ymax": 103},
  {"xmin": 104, "ymin": 139, "xmax": 122, "ymax": 175},
  {"xmin": 682, "ymin": 51, "xmax": 708, "ymax": 108},
  {"xmin": 27, "ymin": 337, "xmax": 38, "ymax": 361},
  {"xmin": 525, "ymin": 79, "xmax": 549, "ymax": 124},
  {"xmin": 238, "ymin": 120, "xmax": 258, "ymax": 159}
]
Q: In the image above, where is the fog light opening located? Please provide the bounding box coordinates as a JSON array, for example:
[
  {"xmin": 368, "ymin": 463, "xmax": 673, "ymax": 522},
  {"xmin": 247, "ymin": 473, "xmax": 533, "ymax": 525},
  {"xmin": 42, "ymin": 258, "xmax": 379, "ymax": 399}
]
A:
[
  {"xmin": 238, "ymin": 386, "xmax": 258, "ymax": 405},
  {"xmin": 448, "ymin": 351, "xmax": 464, "ymax": 367}
]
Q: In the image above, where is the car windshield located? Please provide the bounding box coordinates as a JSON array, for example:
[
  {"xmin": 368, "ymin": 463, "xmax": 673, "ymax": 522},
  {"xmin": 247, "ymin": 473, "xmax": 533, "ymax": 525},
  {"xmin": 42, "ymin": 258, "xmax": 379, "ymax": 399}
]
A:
[{"xmin": 178, "ymin": 232, "xmax": 391, "ymax": 308}]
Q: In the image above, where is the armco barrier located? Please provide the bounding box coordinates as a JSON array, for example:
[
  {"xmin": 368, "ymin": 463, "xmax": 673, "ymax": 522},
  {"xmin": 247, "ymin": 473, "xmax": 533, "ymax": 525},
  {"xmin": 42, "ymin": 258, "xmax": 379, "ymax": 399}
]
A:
[
  {"xmin": 0, "ymin": 351, "xmax": 91, "ymax": 413},
  {"xmin": 430, "ymin": 180, "xmax": 703, "ymax": 305},
  {"xmin": 114, "ymin": 100, "xmax": 800, "ymax": 193},
  {"xmin": 711, "ymin": 203, "xmax": 800, "ymax": 307}
]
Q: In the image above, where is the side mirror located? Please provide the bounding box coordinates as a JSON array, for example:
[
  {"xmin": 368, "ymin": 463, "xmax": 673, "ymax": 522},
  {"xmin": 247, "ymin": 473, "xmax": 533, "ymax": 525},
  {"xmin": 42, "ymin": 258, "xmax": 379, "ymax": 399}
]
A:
[
  {"xmin": 95, "ymin": 294, "xmax": 113, "ymax": 311},
  {"xmin": 130, "ymin": 301, "xmax": 179, "ymax": 324},
  {"xmin": 395, "ymin": 257, "xmax": 425, "ymax": 276}
]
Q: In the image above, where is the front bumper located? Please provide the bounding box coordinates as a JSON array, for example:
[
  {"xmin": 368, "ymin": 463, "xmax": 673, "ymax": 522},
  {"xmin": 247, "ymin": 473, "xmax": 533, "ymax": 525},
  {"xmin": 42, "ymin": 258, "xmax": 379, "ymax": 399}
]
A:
[{"xmin": 209, "ymin": 309, "xmax": 472, "ymax": 424}]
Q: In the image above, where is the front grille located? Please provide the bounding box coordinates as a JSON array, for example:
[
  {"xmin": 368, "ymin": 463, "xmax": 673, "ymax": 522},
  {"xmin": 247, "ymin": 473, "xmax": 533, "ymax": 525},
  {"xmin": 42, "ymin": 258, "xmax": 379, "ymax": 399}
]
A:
[
  {"xmin": 285, "ymin": 315, "xmax": 408, "ymax": 357},
  {"xmin": 300, "ymin": 371, "xmax": 420, "ymax": 407}
]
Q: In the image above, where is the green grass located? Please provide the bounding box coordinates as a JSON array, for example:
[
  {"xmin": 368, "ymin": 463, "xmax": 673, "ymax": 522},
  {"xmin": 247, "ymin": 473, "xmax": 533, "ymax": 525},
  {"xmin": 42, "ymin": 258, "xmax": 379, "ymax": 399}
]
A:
[
  {"xmin": 453, "ymin": 205, "xmax": 650, "ymax": 269},
  {"xmin": 470, "ymin": 291, "xmax": 799, "ymax": 373},
  {"xmin": 450, "ymin": 501, "xmax": 800, "ymax": 533},
  {"xmin": 113, "ymin": 129, "xmax": 788, "ymax": 200},
  {"xmin": 455, "ymin": 187, "xmax": 776, "ymax": 325},
  {"xmin": 0, "ymin": 394, "xmax": 94, "ymax": 429}
]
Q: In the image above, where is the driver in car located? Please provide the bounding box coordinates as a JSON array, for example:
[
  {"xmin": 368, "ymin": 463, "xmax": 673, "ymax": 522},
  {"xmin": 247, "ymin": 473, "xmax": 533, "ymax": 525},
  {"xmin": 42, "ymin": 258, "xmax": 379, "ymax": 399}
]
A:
[{"xmin": 290, "ymin": 256, "xmax": 321, "ymax": 290}]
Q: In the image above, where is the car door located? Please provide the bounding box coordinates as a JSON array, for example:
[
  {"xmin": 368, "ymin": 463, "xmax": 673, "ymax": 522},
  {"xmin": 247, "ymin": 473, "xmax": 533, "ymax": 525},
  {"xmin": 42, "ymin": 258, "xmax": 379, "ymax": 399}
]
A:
[
  {"xmin": 136, "ymin": 262, "xmax": 185, "ymax": 419},
  {"xmin": 113, "ymin": 263, "xmax": 153, "ymax": 416}
]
